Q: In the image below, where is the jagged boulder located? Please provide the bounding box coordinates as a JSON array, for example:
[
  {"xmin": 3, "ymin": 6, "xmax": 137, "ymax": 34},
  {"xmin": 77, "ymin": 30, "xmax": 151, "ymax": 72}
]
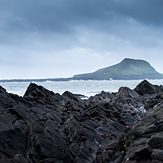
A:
[{"xmin": 134, "ymin": 80, "xmax": 159, "ymax": 95}]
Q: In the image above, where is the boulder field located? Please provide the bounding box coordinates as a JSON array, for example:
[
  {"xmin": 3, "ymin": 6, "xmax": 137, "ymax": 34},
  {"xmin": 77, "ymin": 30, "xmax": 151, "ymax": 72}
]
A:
[{"xmin": 0, "ymin": 80, "xmax": 163, "ymax": 163}]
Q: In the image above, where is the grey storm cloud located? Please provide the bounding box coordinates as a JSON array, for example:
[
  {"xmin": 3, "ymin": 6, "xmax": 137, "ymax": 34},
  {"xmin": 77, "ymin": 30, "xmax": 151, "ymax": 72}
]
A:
[
  {"xmin": 0, "ymin": 0, "xmax": 162, "ymax": 47},
  {"xmin": 0, "ymin": 0, "xmax": 163, "ymax": 33},
  {"xmin": 0, "ymin": 0, "xmax": 163, "ymax": 78}
]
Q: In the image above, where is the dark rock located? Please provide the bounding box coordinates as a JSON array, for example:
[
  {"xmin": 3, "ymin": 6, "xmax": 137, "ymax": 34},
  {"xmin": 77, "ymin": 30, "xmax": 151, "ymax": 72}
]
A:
[
  {"xmin": 118, "ymin": 87, "xmax": 139, "ymax": 98},
  {"xmin": 74, "ymin": 93, "xmax": 88, "ymax": 99},
  {"xmin": 63, "ymin": 91, "xmax": 81, "ymax": 102},
  {"xmin": 134, "ymin": 80, "xmax": 158, "ymax": 95},
  {"xmin": 0, "ymin": 80, "xmax": 163, "ymax": 162},
  {"xmin": 127, "ymin": 145, "xmax": 152, "ymax": 161},
  {"xmin": 148, "ymin": 135, "xmax": 163, "ymax": 149},
  {"xmin": 151, "ymin": 149, "xmax": 163, "ymax": 161}
]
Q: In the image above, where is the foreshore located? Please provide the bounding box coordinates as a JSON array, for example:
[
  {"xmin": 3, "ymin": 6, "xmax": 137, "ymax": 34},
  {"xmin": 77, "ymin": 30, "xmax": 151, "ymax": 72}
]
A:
[{"xmin": 0, "ymin": 80, "xmax": 163, "ymax": 162}]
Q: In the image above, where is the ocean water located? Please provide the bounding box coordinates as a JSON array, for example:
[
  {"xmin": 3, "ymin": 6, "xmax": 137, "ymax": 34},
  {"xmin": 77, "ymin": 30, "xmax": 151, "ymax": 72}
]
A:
[{"xmin": 0, "ymin": 79, "xmax": 163, "ymax": 97}]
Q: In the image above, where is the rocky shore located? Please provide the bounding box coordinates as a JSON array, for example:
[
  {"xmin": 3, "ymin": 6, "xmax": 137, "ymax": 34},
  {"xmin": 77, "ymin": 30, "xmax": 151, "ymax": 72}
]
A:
[{"xmin": 0, "ymin": 80, "xmax": 163, "ymax": 163}]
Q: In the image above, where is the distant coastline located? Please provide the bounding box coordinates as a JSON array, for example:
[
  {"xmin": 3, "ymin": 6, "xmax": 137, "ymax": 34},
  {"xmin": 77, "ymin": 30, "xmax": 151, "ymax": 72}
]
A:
[
  {"xmin": 1, "ymin": 58, "xmax": 163, "ymax": 82},
  {"xmin": 0, "ymin": 78, "xmax": 73, "ymax": 83}
]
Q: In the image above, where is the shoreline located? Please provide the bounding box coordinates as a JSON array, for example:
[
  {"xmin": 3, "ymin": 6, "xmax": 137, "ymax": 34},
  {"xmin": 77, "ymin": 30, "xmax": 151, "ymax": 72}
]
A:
[{"xmin": 1, "ymin": 77, "xmax": 163, "ymax": 83}]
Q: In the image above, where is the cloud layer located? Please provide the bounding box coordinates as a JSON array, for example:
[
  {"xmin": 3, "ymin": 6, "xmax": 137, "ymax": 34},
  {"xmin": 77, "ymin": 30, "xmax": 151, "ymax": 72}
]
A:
[{"xmin": 0, "ymin": 0, "xmax": 163, "ymax": 78}]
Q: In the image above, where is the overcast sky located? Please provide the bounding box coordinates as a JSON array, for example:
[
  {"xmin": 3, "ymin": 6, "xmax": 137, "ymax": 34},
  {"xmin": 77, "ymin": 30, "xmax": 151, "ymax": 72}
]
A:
[{"xmin": 0, "ymin": 0, "xmax": 163, "ymax": 79}]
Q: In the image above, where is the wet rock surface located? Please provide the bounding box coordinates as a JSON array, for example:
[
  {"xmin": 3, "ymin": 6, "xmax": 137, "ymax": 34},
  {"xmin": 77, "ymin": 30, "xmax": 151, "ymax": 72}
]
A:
[{"xmin": 0, "ymin": 80, "xmax": 163, "ymax": 162}]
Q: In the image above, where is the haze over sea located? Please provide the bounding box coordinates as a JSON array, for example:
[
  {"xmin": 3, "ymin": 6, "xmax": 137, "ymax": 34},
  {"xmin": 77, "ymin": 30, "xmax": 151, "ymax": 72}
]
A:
[{"xmin": 1, "ymin": 79, "xmax": 163, "ymax": 97}]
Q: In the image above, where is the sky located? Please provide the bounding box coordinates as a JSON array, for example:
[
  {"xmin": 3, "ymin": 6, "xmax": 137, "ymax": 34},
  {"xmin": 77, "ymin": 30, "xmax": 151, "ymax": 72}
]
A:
[{"xmin": 0, "ymin": 0, "xmax": 163, "ymax": 79}]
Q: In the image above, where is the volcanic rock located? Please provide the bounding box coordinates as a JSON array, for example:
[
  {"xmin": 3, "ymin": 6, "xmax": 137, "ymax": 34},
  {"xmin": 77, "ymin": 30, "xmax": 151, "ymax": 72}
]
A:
[{"xmin": 0, "ymin": 80, "xmax": 162, "ymax": 162}]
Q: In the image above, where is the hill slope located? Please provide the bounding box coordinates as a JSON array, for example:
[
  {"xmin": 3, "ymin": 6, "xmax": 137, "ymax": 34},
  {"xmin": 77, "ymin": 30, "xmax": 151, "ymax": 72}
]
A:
[{"xmin": 73, "ymin": 58, "xmax": 163, "ymax": 80}]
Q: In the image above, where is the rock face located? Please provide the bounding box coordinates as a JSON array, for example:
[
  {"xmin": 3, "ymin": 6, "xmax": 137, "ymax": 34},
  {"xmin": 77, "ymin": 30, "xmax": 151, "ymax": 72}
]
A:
[
  {"xmin": 99, "ymin": 80, "xmax": 163, "ymax": 163},
  {"xmin": 134, "ymin": 80, "xmax": 162, "ymax": 95},
  {"xmin": 73, "ymin": 58, "xmax": 163, "ymax": 80},
  {"xmin": 0, "ymin": 80, "xmax": 163, "ymax": 162}
]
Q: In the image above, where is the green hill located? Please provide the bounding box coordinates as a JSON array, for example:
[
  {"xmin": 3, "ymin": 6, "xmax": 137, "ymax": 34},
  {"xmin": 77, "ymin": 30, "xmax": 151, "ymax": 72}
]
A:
[{"xmin": 73, "ymin": 58, "xmax": 163, "ymax": 80}]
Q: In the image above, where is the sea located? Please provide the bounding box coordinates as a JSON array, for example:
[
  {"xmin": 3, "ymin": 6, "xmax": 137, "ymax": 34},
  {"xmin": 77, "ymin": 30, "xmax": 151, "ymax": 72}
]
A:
[{"xmin": 0, "ymin": 79, "xmax": 163, "ymax": 97}]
